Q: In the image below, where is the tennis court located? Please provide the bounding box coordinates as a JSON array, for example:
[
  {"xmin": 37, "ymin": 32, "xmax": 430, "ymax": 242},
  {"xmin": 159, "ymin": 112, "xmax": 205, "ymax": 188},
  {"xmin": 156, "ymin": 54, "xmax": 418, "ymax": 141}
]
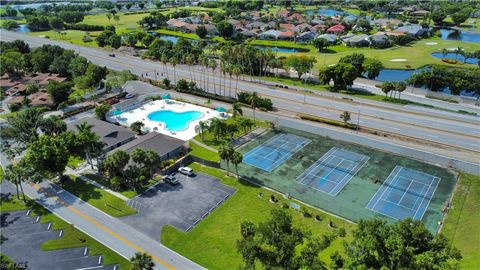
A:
[
  {"xmin": 366, "ymin": 166, "xmax": 441, "ymax": 221},
  {"xmin": 243, "ymin": 133, "xmax": 311, "ymax": 172},
  {"xmin": 296, "ymin": 147, "xmax": 370, "ymax": 196}
]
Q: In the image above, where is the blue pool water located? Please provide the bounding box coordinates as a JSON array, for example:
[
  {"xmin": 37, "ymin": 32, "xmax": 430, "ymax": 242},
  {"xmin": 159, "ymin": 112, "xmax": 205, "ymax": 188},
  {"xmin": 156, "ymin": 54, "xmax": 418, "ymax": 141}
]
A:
[
  {"xmin": 255, "ymin": 45, "xmax": 309, "ymax": 53},
  {"xmin": 147, "ymin": 110, "xmax": 203, "ymax": 132}
]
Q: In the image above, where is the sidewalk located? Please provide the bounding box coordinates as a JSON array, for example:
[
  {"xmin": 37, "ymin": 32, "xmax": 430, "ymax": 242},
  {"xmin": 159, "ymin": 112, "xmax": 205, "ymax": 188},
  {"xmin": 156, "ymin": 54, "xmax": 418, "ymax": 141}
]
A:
[{"xmin": 22, "ymin": 180, "xmax": 205, "ymax": 270}]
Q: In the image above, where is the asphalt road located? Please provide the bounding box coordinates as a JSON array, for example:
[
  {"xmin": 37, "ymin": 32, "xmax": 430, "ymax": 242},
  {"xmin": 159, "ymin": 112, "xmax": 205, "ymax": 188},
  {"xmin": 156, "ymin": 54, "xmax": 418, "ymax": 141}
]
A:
[
  {"xmin": 21, "ymin": 180, "xmax": 205, "ymax": 270},
  {"xmin": 2, "ymin": 30, "xmax": 479, "ymax": 153}
]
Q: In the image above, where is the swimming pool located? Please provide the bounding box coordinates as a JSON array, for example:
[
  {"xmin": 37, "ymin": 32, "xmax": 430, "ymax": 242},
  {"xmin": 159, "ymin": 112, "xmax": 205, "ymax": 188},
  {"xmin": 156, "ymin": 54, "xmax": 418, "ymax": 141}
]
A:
[{"xmin": 147, "ymin": 110, "xmax": 203, "ymax": 132}]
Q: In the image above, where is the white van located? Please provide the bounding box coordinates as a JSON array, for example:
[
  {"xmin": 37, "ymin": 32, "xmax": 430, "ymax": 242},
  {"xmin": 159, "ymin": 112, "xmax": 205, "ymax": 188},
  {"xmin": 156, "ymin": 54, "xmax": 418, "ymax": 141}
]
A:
[{"xmin": 178, "ymin": 166, "xmax": 194, "ymax": 176}]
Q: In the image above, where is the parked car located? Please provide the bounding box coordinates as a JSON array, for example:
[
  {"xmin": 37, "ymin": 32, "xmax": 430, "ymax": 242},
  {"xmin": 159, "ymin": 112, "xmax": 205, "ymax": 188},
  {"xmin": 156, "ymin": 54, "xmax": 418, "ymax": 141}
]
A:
[
  {"xmin": 124, "ymin": 93, "xmax": 135, "ymax": 99},
  {"xmin": 164, "ymin": 174, "xmax": 179, "ymax": 185},
  {"xmin": 108, "ymin": 53, "xmax": 116, "ymax": 57},
  {"xmin": 178, "ymin": 166, "xmax": 194, "ymax": 176},
  {"xmin": 106, "ymin": 98, "xmax": 120, "ymax": 105}
]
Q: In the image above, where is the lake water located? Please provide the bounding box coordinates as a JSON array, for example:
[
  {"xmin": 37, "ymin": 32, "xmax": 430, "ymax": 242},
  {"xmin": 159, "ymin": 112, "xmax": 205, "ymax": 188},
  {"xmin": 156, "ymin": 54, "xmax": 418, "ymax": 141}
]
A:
[
  {"xmin": 371, "ymin": 67, "xmax": 476, "ymax": 96},
  {"xmin": 431, "ymin": 52, "xmax": 479, "ymax": 65},
  {"xmin": 15, "ymin": 24, "xmax": 30, "ymax": 33},
  {"xmin": 306, "ymin": 8, "xmax": 349, "ymax": 17},
  {"xmin": 2, "ymin": 2, "xmax": 72, "ymax": 10},
  {"xmin": 255, "ymin": 45, "xmax": 308, "ymax": 53},
  {"xmin": 438, "ymin": 28, "xmax": 480, "ymax": 43}
]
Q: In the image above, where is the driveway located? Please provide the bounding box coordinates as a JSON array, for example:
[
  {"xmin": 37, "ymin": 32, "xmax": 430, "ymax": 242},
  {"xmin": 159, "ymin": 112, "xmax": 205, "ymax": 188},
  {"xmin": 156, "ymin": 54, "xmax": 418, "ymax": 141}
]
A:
[{"xmin": 120, "ymin": 172, "xmax": 236, "ymax": 240}]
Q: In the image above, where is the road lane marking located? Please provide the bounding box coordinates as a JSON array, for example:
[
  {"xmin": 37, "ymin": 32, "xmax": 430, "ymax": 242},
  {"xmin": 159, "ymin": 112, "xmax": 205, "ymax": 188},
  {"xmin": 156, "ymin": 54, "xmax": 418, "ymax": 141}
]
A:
[{"xmin": 31, "ymin": 183, "xmax": 176, "ymax": 270}]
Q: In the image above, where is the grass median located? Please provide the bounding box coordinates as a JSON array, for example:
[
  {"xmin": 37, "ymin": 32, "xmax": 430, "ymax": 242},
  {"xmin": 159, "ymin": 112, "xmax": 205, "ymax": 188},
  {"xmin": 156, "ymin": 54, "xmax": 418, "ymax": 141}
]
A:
[
  {"xmin": 0, "ymin": 194, "xmax": 130, "ymax": 269},
  {"xmin": 61, "ymin": 175, "xmax": 137, "ymax": 217},
  {"xmin": 441, "ymin": 173, "xmax": 480, "ymax": 269},
  {"xmin": 161, "ymin": 162, "xmax": 355, "ymax": 270}
]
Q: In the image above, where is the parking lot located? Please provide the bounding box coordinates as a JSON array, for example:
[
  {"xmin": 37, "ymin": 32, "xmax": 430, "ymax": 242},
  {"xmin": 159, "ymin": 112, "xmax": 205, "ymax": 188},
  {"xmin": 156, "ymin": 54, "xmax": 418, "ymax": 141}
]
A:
[{"xmin": 120, "ymin": 172, "xmax": 235, "ymax": 240}]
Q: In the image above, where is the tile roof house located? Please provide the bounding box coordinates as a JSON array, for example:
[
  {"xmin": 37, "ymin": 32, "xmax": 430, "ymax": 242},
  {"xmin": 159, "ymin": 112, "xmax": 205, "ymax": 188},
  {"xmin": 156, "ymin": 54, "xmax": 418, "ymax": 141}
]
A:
[
  {"xmin": 326, "ymin": 24, "xmax": 345, "ymax": 34},
  {"xmin": 395, "ymin": 24, "xmax": 430, "ymax": 37},
  {"xmin": 279, "ymin": 23, "xmax": 296, "ymax": 31},
  {"xmin": 67, "ymin": 117, "xmax": 136, "ymax": 152},
  {"xmin": 342, "ymin": 34, "xmax": 370, "ymax": 47},
  {"xmin": 311, "ymin": 24, "xmax": 327, "ymax": 32},
  {"xmin": 288, "ymin": 13, "xmax": 304, "ymax": 22},
  {"xmin": 246, "ymin": 21, "xmax": 267, "ymax": 30},
  {"xmin": 316, "ymin": 33, "xmax": 338, "ymax": 44},
  {"xmin": 27, "ymin": 90, "xmax": 54, "ymax": 107},
  {"xmin": 166, "ymin": 18, "xmax": 188, "ymax": 30},
  {"xmin": 279, "ymin": 30, "xmax": 295, "ymax": 40},
  {"xmin": 5, "ymin": 83, "xmax": 27, "ymax": 96},
  {"xmin": 259, "ymin": 29, "xmax": 283, "ymax": 40},
  {"xmin": 369, "ymin": 32, "xmax": 391, "ymax": 47},
  {"xmin": 276, "ymin": 9, "xmax": 290, "ymax": 18},
  {"xmin": 110, "ymin": 132, "xmax": 188, "ymax": 161},
  {"xmin": 295, "ymin": 23, "xmax": 312, "ymax": 32},
  {"xmin": 6, "ymin": 96, "xmax": 25, "ymax": 105},
  {"xmin": 26, "ymin": 73, "xmax": 67, "ymax": 89},
  {"xmin": 297, "ymin": 31, "xmax": 317, "ymax": 42}
]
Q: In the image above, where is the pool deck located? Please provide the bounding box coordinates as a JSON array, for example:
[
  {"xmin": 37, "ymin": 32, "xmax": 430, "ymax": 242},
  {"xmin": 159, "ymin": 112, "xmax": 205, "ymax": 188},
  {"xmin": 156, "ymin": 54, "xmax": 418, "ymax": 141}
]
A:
[{"xmin": 107, "ymin": 99, "xmax": 225, "ymax": 141}]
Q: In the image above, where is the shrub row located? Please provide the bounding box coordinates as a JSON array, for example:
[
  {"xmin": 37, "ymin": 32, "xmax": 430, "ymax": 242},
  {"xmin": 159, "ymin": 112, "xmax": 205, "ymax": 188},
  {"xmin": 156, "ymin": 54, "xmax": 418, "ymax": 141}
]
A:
[
  {"xmin": 298, "ymin": 114, "xmax": 358, "ymax": 130},
  {"xmin": 237, "ymin": 92, "xmax": 273, "ymax": 111},
  {"xmin": 65, "ymin": 23, "xmax": 104, "ymax": 31}
]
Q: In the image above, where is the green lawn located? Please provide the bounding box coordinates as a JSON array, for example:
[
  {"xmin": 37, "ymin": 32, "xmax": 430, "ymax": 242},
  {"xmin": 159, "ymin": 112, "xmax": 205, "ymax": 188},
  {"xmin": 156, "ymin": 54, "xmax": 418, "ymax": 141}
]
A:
[
  {"xmin": 61, "ymin": 175, "xmax": 137, "ymax": 217},
  {"xmin": 194, "ymin": 117, "xmax": 270, "ymax": 150},
  {"xmin": 155, "ymin": 28, "xmax": 200, "ymax": 40},
  {"xmin": 0, "ymin": 194, "xmax": 130, "ymax": 269},
  {"xmin": 441, "ymin": 173, "xmax": 480, "ymax": 269},
  {"xmin": 189, "ymin": 140, "xmax": 220, "ymax": 162},
  {"xmin": 82, "ymin": 173, "xmax": 138, "ymax": 199},
  {"xmin": 161, "ymin": 163, "xmax": 355, "ymax": 270},
  {"xmin": 0, "ymin": 165, "xmax": 4, "ymax": 183},
  {"xmin": 0, "ymin": 192, "xmax": 30, "ymax": 212},
  {"xmin": 67, "ymin": 156, "xmax": 85, "ymax": 169},
  {"xmin": 250, "ymin": 37, "xmax": 480, "ymax": 70}
]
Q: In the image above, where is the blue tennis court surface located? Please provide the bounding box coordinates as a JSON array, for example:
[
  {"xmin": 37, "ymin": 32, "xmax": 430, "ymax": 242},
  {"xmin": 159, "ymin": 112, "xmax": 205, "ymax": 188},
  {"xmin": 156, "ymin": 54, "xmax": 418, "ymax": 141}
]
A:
[
  {"xmin": 296, "ymin": 148, "xmax": 369, "ymax": 196},
  {"xmin": 243, "ymin": 133, "xmax": 311, "ymax": 172},
  {"xmin": 366, "ymin": 166, "xmax": 441, "ymax": 221}
]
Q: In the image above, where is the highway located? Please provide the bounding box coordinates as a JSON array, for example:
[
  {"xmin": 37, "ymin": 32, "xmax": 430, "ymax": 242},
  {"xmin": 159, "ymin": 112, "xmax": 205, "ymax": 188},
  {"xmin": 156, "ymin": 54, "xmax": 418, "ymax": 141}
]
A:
[{"xmin": 2, "ymin": 30, "xmax": 479, "ymax": 155}]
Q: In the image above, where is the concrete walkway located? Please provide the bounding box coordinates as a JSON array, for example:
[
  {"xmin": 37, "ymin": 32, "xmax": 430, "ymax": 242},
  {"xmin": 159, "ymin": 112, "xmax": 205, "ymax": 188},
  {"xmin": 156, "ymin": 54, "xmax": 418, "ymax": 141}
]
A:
[
  {"xmin": 191, "ymin": 138, "xmax": 218, "ymax": 153},
  {"xmin": 22, "ymin": 180, "xmax": 205, "ymax": 270}
]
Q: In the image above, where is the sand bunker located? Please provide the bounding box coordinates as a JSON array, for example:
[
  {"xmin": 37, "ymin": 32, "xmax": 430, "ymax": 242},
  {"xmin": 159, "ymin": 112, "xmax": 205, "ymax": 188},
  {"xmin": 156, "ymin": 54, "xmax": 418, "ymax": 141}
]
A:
[
  {"xmin": 389, "ymin": 59, "xmax": 407, "ymax": 62},
  {"xmin": 425, "ymin": 42, "xmax": 438, "ymax": 45}
]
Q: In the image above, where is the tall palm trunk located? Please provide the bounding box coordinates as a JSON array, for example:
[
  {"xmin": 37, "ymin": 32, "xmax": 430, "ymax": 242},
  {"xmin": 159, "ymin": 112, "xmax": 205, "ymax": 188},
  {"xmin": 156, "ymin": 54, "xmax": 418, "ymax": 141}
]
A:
[{"xmin": 19, "ymin": 182, "xmax": 26, "ymax": 201}]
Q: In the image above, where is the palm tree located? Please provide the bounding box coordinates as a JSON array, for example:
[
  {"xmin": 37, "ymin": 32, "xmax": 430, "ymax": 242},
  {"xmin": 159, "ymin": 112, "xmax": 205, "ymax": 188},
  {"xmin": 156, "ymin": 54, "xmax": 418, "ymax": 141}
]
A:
[
  {"xmin": 5, "ymin": 164, "xmax": 24, "ymax": 200},
  {"xmin": 456, "ymin": 46, "xmax": 463, "ymax": 61},
  {"xmin": 230, "ymin": 151, "xmax": 243, "ymax": 178},
  {"xmin": 441, "ymin": 48, "xmax": 449, "ymax": 59},
  {"xmin": 170, "ymin": 56, "xmax": 179, "ymax": 84},
  {"xmin": 232, "ymin": 65, "xmax": 241, "ymax": 97},
  {"xmin": 219, "ymin": 144, "xmax": 234, "ymax": 175},
  {"xmin": 247, "ymin": 91, "xmax": 260, "ymax": 122},
  {"xmin": 231, "ymin": 102, "xmax": 243, "ymax": 118},
  {"xmin": 185, "ymin": 53, "xmax": 195, "ymax": 82},
  {"xmin": 198, "ymin": 121, "xmax": 208, "ymax": 141},
  {"xmin": 130, "ymin": 252, "xmax": 155, "ymax": 270},
  {"xmin": 76, "ymin": 121, "xmax": 104, "ymax": 170},
  {"xmin": 208, "ymin": 59, "xmax": 217, "ymax": 95},
  {"xmin": 106, "ymin": 14, "xmax": 112, "ymax": 24},
  {"xmin": 161, "ymin": 53, "xmax": 169, "ymax": 78}
]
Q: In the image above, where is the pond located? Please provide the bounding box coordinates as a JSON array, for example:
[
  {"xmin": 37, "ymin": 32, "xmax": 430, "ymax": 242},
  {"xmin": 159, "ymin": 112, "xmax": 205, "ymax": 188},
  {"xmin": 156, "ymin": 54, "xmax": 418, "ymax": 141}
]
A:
[
  {"xmin": 255, "ymin": 45, "xmax": 309, "ymax": 53},
  {"xmin": 15, "ymin": 24, "xmax": 30, "ymax": 33},
  {"xmin": 147, "ymin": 32, "xmax": 194, "ymax": 44},
  {"xmin": 306, "ymin": 8, "xmax": 351, "ymax": 17},
  {"xmin": 3, "ymin": 2, "xmax": 72, "ymax": 10},
  {"xmin": 438, "ymin": 28, "xmax": 480, "ymax": 43},
  {"xmin": 431, "ymin": 52, "xmax": 479, "ymax": 65},
  {"xmin": 370, "ymin": 67, "xmax": 476, "ymax": 96}
]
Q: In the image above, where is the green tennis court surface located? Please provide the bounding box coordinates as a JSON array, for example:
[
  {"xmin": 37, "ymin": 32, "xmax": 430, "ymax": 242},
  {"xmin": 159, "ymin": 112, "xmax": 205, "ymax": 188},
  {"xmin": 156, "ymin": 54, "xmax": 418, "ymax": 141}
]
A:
[{"xmin": 233, "ymin": 128, "xmax": 457, "ymax": 233}]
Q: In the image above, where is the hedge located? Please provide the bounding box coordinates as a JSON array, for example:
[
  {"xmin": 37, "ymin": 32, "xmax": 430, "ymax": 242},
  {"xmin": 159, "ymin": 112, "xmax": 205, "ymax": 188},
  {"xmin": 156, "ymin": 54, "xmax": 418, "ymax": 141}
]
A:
[
  {"xmin": 299, "ymin": 114, "xmax": 359, "ymax": 130},
  {"xmin": 65, "ymin": 23, "xmax": 104, "ymax": 31}
]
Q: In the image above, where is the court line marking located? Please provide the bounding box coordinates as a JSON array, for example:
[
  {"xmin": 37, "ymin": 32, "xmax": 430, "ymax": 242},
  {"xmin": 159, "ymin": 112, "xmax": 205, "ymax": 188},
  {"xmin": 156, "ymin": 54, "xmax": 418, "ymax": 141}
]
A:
[
  {"xmin": 30, "ymin": 183, "xmax": 176, "ymax": 270},
  {"xmin": 366, "ymin": 166, "xmax": 441, "ymax": 221},
  {"xmin": 296, "ymin": 148, "xmax": 370, "ymax": 196}
]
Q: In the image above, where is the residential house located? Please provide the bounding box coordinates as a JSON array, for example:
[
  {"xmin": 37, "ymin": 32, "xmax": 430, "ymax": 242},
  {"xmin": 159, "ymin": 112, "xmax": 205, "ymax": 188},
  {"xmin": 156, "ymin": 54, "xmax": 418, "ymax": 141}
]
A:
[
  {"xmin": 310, "ymin": 19, "xmax": 325, "ymax": 25},
  {"xmin": 311, "ymin": 24, "xmax": 327, "ymax": 33},
  {"xmin": 342, "ymin": 34, "xmax": 370, "ymax": 47},
  {"xmin": 316, "ymin": 33, "xmax": 338, "ymax": 44},
  {"xmin": 410, "ymin": 10, "xmax": 429, "ymax": 17},
  {"xmin": 5, "ymin": 83, "xmax": 27, "ymax": 96},
  {"xmin": 372, "ymin": 18, "xmax": 402, "ymax": 30},
  {"xmin": 166, "ymin": 18, "xmax": 188, "ymax": 30},
  {"xmin": 110, "ymin": 132, "xmax": 188, "ymax": 162},
  {"xmin": 276, "ymin": 9, "xmax": 290, "ymax": 18},
  {"xmin": 67, "ymin": 117, "xmax": 136, "ymax": 152},
  {"xmin": 258, "ymin": 29, "xmax": 282, "ymax": 40},
  {"xmin": 297, "ymin": 31, "xmax": 316, "ymax": 43},
  {"xmin": 295, "ymin": 23, "xmax": 312, "ymax": 33},
  {"xmin": 369, "ymin": 32, "xmax": 391, "ymax": 47},
  {"xmin": 395, "ymin": 24, "xmax": 430, "ymax": 37},
  {"xmin": 288, "ymin": 13, "xmax": 304, "ymax": 23},
  {"xmin": 279, "ymin": 23, "xmax": 295, "ymax": 31},
  {"xmin": 326, "ymin": 24, "xmax": 346, "ymax": 35},
  {"xmin": 6, "ymin": 96, "xmax": 25, "ymax": 106},
  {"xmin": 246, "ymin": 21, "xmax": 267, "ymax": 30},
  {"xmin": 27, "ymin": 90, "xmax": 54, "ymax": 107},
  {"xmin": 279, "ymin": 30, "xmax": 295, "ymax": 40}
]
